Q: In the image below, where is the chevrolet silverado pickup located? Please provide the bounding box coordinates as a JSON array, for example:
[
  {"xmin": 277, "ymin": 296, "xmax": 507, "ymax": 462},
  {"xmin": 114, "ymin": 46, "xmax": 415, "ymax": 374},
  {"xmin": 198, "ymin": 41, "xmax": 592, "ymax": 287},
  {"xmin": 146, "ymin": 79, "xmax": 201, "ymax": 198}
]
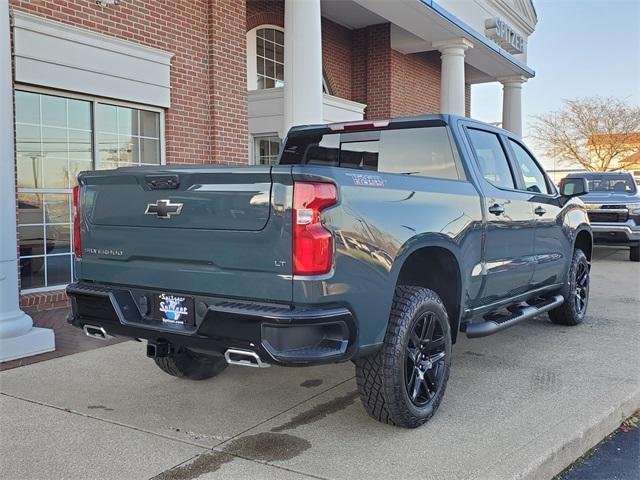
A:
[
  {"xmin": 560, "ymin": 172, "xmax": 640, "ymax": 261},
  {"xmin": 67, "ymin": 115, "xmax": 593, "ymax": 428}
]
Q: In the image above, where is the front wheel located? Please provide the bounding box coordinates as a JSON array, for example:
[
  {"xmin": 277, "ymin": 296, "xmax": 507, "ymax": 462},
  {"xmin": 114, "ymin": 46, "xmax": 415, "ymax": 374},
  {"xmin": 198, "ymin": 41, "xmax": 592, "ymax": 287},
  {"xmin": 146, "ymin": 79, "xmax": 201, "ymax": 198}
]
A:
[
  {"xmin": 355, "ymin": 286, "xmax": 452, "ymax": 428},
  {"xmin": 630, "ymin": 244, "xmax": 639, "ymax": 262},
  {"xmin": 548, "ymin": 248, "xmax": 590, "ymax": 326}
]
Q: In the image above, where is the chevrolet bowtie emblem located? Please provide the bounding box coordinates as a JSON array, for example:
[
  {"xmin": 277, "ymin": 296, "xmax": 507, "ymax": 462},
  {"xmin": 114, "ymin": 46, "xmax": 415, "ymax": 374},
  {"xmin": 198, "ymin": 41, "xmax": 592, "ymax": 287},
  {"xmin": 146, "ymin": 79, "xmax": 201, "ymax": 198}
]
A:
[{"xmin": 145, "ymin": 199, "xmax": 183, "ymax": 219}]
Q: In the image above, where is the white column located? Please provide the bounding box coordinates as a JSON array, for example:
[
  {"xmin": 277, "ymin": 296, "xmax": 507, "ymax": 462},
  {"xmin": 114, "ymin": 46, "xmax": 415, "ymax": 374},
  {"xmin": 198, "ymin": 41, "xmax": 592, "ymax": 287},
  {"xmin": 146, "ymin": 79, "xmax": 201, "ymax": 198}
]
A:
[
  {"xmin": 283, "ymin": 0, "xmax": 323, "ymax": 135},
  {"xmin": 0, "ymin": 0, "xmax": 54, "ymax": 362},
  {"xmin": 500, "ymin": 75, "xmax": 527, "ymax": 136},
  {"xmin": 433, "ymin": 38, "xmax": 473, "ymax": 116}
]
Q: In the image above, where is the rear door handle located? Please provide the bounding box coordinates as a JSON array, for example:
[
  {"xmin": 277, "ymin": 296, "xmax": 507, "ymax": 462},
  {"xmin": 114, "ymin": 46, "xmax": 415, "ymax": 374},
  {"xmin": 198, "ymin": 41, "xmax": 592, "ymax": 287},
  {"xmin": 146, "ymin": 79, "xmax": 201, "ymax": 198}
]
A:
[
  {"xmin": 488, "ymin": 204, "xmax": 505, "ymax": 216},
  {"xmin": 534, "ymin": 206, "xmax": 546, "ymax": 216}
]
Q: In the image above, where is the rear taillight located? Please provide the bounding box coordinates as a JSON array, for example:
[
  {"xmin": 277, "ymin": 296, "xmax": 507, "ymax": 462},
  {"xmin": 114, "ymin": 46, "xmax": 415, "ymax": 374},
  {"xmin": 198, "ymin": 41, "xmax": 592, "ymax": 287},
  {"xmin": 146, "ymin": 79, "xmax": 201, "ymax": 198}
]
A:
[
  {"xmin": 73, "ymin": 185, "xmax": 81, "ymax": 257},
  {"xmin": 293, "ymin": 182, "xmax": 337, "ymax": 275}
]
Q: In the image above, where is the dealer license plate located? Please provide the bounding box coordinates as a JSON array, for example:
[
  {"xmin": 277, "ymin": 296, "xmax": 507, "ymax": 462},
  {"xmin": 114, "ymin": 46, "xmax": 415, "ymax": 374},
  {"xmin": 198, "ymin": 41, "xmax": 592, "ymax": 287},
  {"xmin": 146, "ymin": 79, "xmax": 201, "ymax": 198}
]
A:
[{"xmin": 152, "ymin": 293, "xmax": 195, "ymax": 325}]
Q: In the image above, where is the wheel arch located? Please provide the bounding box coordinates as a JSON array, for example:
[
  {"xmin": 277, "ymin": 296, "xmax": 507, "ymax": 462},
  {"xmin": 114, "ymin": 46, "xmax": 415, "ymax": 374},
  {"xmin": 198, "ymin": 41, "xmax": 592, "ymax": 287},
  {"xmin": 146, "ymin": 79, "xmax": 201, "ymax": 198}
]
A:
[
  {"xmin": 574, "ymin": 226, "xmax": 593, "ymax": 261},
  {"xmin": 391, "ymin": 237, "xmax": 464, "ymax": 343}
]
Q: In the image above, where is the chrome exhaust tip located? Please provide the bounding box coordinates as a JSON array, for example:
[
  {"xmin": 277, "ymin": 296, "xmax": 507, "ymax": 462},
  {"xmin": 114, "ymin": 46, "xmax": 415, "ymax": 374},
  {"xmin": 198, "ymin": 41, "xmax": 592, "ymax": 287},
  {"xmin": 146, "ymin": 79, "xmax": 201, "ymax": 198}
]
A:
[
  {"xmin": 83, "ymin": 324, "xmax": 113, "ymax": 341},
  {"xmin": 224, "ymin": 348, "xmax": 270, "ymax": 368}
]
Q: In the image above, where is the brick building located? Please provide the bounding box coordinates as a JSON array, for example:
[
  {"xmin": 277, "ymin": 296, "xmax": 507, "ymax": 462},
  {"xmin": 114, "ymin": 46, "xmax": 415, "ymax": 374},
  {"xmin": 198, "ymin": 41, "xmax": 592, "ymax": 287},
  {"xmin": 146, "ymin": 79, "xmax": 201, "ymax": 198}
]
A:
[{"xmin": 0, "ymin": 0, "xmax": 537, "ymax": 360}]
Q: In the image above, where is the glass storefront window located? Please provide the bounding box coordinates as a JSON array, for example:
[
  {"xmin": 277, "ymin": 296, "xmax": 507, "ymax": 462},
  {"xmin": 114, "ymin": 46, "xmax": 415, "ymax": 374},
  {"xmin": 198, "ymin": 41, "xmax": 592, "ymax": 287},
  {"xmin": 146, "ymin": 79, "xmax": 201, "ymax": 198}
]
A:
[
  {"xmin": 15, "ymin": 90, "xmax": 163, "ymax": 292},
  {"xmin": 96, "ymin": 104, "xmax": 161, "ymax": 170},
  {"xmin": 15, "ymin": 92, "xmax": 92, "ymax": 190}
]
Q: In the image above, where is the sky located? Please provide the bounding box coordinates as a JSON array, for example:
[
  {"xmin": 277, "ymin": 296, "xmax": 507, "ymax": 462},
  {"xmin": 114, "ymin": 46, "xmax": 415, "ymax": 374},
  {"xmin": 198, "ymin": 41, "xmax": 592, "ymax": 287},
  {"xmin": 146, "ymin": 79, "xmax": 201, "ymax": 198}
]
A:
[{"xmin": 470, "ymin": 0, "xmax": 640, "ymax": 168}]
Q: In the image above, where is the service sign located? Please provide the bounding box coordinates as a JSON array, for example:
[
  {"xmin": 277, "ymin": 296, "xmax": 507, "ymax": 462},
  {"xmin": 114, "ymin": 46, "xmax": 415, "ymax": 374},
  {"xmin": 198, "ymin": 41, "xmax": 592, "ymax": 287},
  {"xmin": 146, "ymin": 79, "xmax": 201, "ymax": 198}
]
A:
[{"xmin": 485, "ymin": 17, "xmax": 525, "ymax": 55}]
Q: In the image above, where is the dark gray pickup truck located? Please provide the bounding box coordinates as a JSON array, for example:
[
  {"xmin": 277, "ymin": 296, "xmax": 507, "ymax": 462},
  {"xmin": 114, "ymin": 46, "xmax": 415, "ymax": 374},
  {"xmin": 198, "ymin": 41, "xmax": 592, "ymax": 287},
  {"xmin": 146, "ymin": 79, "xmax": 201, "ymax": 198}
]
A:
[{"xmin": 67, "ymin": 115, "xmax": 592, "ymax": 428}]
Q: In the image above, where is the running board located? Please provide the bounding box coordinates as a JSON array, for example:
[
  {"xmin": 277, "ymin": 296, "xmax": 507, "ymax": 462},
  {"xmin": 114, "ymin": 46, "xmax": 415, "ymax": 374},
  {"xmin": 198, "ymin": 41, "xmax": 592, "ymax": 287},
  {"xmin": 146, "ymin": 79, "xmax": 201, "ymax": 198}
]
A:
[{"xmin": 465, "ymin": 294, "xmax": 564, "ymax": 339}]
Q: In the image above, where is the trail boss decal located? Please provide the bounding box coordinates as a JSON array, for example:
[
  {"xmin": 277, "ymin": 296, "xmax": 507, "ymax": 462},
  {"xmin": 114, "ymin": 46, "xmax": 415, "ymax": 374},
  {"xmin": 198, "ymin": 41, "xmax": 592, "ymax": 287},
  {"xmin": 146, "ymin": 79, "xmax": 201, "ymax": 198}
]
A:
[{"xmin": 345, "ymin": 173, "xmax": 386, "ymax": 187}]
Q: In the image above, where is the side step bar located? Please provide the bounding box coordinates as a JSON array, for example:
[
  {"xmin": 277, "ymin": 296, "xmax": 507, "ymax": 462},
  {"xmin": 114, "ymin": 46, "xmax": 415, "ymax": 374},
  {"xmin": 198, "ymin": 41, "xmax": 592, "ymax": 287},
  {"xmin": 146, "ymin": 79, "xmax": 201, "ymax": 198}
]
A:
[{"xmin": 465, "ymin": 294, "xmax": 564, "ymax": 339}]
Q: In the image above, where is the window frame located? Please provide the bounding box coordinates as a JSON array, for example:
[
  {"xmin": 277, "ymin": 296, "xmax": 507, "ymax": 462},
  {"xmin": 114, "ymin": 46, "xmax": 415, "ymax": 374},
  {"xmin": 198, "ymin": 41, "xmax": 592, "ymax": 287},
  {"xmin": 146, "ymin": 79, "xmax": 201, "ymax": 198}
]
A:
[
  {"xmin": 251, "ymin": 133, "xmax": 282, "ymax": 165},
  {"xmin": 246, "ymin": 26, "xmax": 333, "ymax": 94},
  {"xmin": 322, "ymin": 70, "xmax": 332, "ymax": 95},
  {"xmin": 246, "ymin": 25, "xmax": 285, "ymax": 91},
  {"xmin": 464, "ymin": 126, "xmax": 518, "ymax": 192},
  {"xmin": 15, "ymin": 85, "xmax": 166, "ymax": 294},
  {"xmin": 16, "ymin": 85, "xmax": 166, "ymax": 166},
  {"xmin": 503, "ymin": 136, "xmax": 557, "ymax": 196}
]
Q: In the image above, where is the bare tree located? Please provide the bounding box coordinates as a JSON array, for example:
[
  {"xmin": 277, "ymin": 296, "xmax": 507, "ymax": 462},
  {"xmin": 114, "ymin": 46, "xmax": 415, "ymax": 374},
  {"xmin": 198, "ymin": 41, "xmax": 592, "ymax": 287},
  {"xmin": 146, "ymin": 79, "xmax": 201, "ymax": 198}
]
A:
[{"xmin": 531, "ymin": 97, "xmax": 640, "ymax": 172}]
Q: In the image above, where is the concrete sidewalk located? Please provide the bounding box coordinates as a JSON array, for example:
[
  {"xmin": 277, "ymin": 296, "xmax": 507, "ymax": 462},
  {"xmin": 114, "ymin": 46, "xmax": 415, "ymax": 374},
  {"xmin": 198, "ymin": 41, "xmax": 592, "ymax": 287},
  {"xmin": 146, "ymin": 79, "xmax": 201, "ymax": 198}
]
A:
[{"xmin": 1, "ymin": 246, "xmax": 638, "ymax": 480}]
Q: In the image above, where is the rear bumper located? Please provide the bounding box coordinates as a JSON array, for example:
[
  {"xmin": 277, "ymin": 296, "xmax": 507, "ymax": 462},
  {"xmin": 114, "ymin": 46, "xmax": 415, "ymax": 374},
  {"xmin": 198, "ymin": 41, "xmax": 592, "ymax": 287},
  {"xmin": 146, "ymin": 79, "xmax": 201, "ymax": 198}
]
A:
[
  {"xmin": 66, "ymin": 282, "xmax": 357, "ymax": 366},
  {"xmin": 591, "ymin": 223, "xmax": 640, "ymax": 244}
]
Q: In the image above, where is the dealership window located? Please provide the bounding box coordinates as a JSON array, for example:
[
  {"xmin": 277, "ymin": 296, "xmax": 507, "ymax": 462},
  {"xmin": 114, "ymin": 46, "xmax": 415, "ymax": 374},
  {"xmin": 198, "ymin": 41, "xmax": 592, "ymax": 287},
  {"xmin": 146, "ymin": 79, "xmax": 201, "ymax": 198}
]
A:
[
  {"xmin": 254, "ymin": 135, "xmax": 281, "ymax": 165},
  {"xmin": 15, "ymin": 89, "xmax": 163, "ymax": 292},
  {"xmin": 246, "ymin": 26, "xmax": 331, "ymax": 93},
  {"xmin": 96, "ymin": 104, "xmax": 161, "ymax": 169},
  {"xmin": 256, "ymin": 27, "xmax": 284, "ymax": 89}
]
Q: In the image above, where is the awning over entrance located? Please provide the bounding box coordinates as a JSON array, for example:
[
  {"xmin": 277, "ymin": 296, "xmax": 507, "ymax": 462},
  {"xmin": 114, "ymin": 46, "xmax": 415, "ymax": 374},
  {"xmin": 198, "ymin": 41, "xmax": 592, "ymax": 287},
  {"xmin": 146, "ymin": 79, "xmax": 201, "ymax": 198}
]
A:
[
  {"xmin": 321, "ymin": 0, "xmax": 535, "ymax": 84},
  {"xmin": 321, "ymin": 0, "xmax": 536, "ymax": 134}
]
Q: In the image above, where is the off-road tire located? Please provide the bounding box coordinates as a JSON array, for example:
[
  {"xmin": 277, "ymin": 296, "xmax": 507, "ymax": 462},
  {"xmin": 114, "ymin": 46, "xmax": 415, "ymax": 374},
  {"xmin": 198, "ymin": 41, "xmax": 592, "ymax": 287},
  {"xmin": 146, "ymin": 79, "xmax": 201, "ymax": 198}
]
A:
[
  {"xmin": 154, "ymin": 348, "xmax": 227, "ymax": 380},
  {"xmin": 354, "ymin": 286, "xmax": 452, "ymax": 428},
  {"xmin": 548, "ymin": 248, "xmax": 590, "ymax": 326},
  {"xmin": 630, "ymin": 245, "xmax": 640, "ymax": 262}
]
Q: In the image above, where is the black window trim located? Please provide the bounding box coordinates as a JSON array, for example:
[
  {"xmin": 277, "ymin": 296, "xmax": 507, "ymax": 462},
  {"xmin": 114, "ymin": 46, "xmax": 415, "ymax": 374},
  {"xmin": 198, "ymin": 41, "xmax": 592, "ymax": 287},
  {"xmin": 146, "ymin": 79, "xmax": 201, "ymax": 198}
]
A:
[
  {"xmin": 503, "ymin": 135, "xmax": 558, "ymax": 197},
  {"xmin": 463, "ymin": 126, "xmax": 520, "ymax": 193}
]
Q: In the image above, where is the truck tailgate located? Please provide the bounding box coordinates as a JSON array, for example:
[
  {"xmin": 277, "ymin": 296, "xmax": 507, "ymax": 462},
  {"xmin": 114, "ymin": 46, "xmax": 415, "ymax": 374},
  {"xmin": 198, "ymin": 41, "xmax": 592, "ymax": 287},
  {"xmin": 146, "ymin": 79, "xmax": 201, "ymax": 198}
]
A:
[{"xmin": 76, "ymin": 165, "xmax": 293, "ymax": 302}]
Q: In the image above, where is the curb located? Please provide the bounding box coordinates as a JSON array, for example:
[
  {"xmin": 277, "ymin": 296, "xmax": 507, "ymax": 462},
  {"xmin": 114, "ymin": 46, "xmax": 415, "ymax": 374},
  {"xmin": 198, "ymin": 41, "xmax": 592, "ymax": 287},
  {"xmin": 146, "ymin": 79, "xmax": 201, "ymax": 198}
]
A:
[{"xmin": 510, "ymin": 385, "xmax": 640, "ymax": 480}]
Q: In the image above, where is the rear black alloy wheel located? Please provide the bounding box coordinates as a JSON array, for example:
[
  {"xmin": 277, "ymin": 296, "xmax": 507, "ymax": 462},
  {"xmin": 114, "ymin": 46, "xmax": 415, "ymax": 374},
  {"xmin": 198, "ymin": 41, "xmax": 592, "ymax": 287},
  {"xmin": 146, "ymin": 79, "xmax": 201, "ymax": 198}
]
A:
[
  {"xmin": 154, "ymin": 347, "xmax": 228, "ymax": 380},
  {"xmin": 355, "ymin": 286, "xmax": 452, "ymax": 428},
  {"xmin": 549, "ymin": 248, "xmax": 590, "ymax": 326},
  {"xmin": 404, "ymin": 312, "xmax": 447, "ymax": 407}
]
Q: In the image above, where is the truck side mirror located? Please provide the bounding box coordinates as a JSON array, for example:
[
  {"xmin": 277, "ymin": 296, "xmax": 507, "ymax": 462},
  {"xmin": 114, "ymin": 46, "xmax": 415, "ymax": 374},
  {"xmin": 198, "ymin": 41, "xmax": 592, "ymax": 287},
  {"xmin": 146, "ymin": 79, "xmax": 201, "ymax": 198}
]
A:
[{"xmin": 560, "ymin": 178, "xmax": 589, "ymax": 197}]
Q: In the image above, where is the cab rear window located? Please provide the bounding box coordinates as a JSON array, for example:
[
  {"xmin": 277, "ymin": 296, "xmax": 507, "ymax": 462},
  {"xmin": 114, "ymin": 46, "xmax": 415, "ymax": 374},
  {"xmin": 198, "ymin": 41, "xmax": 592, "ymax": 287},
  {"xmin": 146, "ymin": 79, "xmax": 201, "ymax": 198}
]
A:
[{"xmin": 280, "ymin": 126, "xmax": 462, "ymax": 180}]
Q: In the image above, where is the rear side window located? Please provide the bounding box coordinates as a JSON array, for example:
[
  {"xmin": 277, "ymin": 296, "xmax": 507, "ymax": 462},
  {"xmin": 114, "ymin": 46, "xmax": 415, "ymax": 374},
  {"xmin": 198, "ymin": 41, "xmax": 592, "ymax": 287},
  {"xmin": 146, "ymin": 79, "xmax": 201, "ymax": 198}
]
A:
[
  {"xmin": 466, "ymin": 129, "xmax": 515, "ymax": 190},
  {"xmin": 378, "ymin": 127, "xmax": 460, "ymax": 179},
  {"xmin": 280, "ymin": 126, "xmax": 461, "ymax": 180}
]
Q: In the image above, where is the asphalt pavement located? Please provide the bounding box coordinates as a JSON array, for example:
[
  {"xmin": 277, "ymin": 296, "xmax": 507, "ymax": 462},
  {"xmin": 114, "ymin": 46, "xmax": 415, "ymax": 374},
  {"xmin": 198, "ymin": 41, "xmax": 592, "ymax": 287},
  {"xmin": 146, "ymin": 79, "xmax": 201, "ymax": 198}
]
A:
[{"xmin": 559, "ymin": 417, "xmax": 639, "ymax": 480}]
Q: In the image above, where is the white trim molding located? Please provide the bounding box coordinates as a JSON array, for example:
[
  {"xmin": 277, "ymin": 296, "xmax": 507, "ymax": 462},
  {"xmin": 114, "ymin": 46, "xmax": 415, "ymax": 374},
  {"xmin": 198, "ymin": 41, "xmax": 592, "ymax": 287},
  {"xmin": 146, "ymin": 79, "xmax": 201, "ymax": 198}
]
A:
[
  {"xmin": 248, "ymin": 87, "xmax": 365, "ymax": 138},
  {"xmin": 12, "ymin": 11, "xmax": 173, "ymax": 107},
  {"xmin": 322, "ymin": 93, "xmax": 366, "ymax": 123}
]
